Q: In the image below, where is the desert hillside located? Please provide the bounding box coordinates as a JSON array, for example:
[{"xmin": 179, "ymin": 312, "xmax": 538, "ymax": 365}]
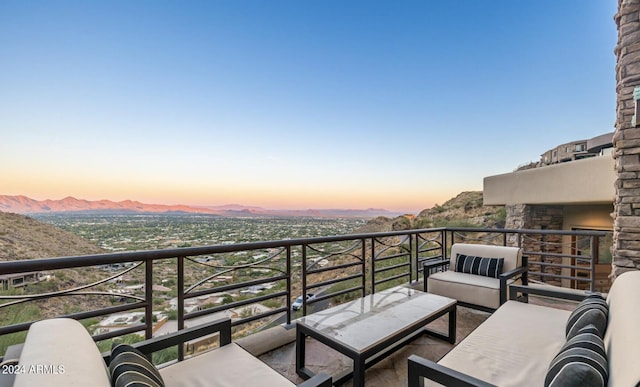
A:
[
  {"xmin": 0, "ymin": 211, "xmax": 104, "ymax": 261},
  {"xmin": 355, "ymin": 191, "xmax": 505, "ymax": 233},
  {"xmin": 413, "ymin": 191, "xmax": 505, "ymax": 229}
]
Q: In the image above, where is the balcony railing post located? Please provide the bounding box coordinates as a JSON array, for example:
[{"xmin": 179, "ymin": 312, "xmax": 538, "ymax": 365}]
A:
[
  {"xmin": 408, "ymin": 233, "xmax": 413, "ymax": 284},
  {"xmin": 301, "ymin": 244, "xmax": 308, "ymax": 316},
  {"xmin": 361, "ymin": 238, "xmax": 366, "ymax": 297},
  {"xmin": 371, "ymin": 237, "xmax": 376, "ymax": 295},
  {"xmin": 442, "ymin": 229, "xmax": 447, "ymax": 261},
  {"xmin": 413, "ymin": 233, "xmax": 418, "ymax": 283},
  {"xmin": 177, "ymin": 255, "xmax": 185, "ymax": 361},
  {"xmin": 590, "ymin": 236, "xmax": 599, "ymax": 292},
  {"xmin": 286, "ymin": 245, "xmax": 292, "ymax": 325},
  {"xmin": 145, "ymin": 258, "xmax": 153, "ymax": 341}
]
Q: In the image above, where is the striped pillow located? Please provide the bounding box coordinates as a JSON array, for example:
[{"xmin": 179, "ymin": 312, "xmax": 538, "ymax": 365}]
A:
[
  {"xmin": 110, "ymin": 344, "xmax": 165, "ymax": 387},
  {"xmin": 455, "ymin": 254, "xmax": 504, "ymax": 278},
  {"xmin": 565, "ymin": 294, "xmax": 608, "ymax": 339},
  {"xmin": 545, "ymin": 324, "xmax": 608, "ymax": 387}
]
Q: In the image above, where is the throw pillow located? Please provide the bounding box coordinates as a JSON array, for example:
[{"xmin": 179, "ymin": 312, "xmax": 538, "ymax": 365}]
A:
[
  {"xmin": 565, "ymin": 294, "xmax": 608, "ymax": 340},
  {"xmin": 545, "ymin": 324, "xmax": 608, "ymax": 387},
  {"xmin": 109, "ymin": 344, "xmax": 164, "ymax": 387},
  {"xmin": 455, "ymin": 254, "xmax": 504, "ymax": 279}
]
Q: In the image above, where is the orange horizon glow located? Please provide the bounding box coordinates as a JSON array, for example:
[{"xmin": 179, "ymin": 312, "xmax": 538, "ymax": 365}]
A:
[
  {"xmin": 2, "ymin": 161, "xmax": 481, "ymax": 214},
  {"xmin": 1, "ymin": 178, "xmax": 468, "ymax": 214}
]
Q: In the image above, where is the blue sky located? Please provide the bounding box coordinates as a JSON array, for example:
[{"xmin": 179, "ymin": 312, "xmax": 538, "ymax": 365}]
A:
[{"xmin": 0, "ymin": 1, "xmax": 618, "ymax": 212}]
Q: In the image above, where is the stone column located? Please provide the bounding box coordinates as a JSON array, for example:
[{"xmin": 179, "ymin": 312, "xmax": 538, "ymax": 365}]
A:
[
  {"xmin": 613, "ymin": 0, "xmax": 640, "ymax": 276},
  {"xmin": 505, "ymin": 205, "xmax": 564, "ymax": 284}
]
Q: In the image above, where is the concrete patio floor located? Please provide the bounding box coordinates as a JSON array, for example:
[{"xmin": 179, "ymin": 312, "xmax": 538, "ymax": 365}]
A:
[{"xmin": 253, "ymin": 294, "xmax": 579, "ymax": 387}]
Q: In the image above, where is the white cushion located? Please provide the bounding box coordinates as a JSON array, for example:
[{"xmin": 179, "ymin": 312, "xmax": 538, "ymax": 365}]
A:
[
  {"xmin": 604, "ymin": 270, "xmax": 640, "ymax": 387},
  {"xmin": 160, "ymin": 342, "xmax": 294, "ymax": 387},
  {"xmin": 436, "ymin": 301, "xmax": 570, "ymax": 387},
  {"xmin": 427, "ymin": 270, "xmax": 510, "ymax": 309},
  {"xmin": 14, "ymin": 318, "xmax": 110, "ymax": 387}
]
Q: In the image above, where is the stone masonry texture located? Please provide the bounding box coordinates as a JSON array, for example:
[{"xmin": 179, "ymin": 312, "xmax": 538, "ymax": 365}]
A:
[
  {"xmin": 505, "ymin": 205, "xmax": 564, "ymax": 285},
  {"xmin": 613, "ymin": 0, "xmax": 640, "ymax": 276}
]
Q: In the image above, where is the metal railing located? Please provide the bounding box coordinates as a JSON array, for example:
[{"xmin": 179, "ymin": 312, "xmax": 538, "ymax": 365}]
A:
[
  {"xmin": 446, "ymin": 228, "xmax": 610, "ymax": 290},
  {"xmin": 0, "ymin": 227, "xmax": 609, "ymax": 358}
]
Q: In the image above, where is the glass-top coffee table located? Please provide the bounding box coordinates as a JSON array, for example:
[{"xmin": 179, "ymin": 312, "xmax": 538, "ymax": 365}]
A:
[{"xmin": 295, "ymin": 286, "xmax": 456, "ymax": 387}]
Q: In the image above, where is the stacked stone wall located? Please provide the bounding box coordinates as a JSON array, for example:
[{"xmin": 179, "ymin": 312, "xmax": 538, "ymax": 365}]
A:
[
  {"xmin": 505, "ymin": 204, "xmax": 564, "ymax": 285},
  {"xmin": 613, "ymin": 0, "xmax": 640, "ymax": 276}
]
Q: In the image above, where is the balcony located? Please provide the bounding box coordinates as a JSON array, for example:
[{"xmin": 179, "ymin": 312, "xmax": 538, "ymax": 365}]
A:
[
  {"xmin": 0, "ymin": 227, "xmax": 607, "ymax": 385},
  {"xmin": 484, "ymin": 155, "xmax": 615, "ymax": 206}
]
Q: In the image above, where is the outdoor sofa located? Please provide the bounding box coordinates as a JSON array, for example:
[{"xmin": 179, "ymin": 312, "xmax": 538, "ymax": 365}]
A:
[
  {"xmin": 408, "ymin": 270, "xmax": 640, "ymax": 386},
  {"xmin": 2, "ymin": 317, "xmax": 331, "ymax": 387},
  {"xmin": 423, "ymin": 243, "xmax": 527, "ymax": 311}
]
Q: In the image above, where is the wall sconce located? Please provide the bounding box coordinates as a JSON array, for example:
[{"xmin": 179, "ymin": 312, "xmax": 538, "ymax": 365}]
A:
[{"xmin": 633, "ymin": 86, "xmax": 640, "ymax": 127}]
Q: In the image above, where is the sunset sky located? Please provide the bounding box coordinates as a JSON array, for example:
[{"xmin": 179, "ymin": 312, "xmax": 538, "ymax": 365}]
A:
[{"xmin": 0, "ymin": 1, "xmax": 617, "ymax": 213}]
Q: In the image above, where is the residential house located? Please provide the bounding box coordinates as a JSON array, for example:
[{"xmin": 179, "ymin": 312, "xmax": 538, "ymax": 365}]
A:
[{"xmin": 483, "ymin": 132, "xmax": 615, "ymax": 291}]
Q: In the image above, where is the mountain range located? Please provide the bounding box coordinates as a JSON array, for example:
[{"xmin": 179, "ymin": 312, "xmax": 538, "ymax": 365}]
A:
[{"xmin": 0, "ymin": 195, "xmax": 404, "ymax": 218}]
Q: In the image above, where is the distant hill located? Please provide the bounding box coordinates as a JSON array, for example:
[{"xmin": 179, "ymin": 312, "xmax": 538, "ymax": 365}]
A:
[
  {"xmin": 258, "ymin": 208, "xmax": 404, "ymax": 218},
  {"xmin": 0, "ymin": 195, "xmax": 403, "ymax": 218},
  {"xmin": 354, "ymin": 191, "xmax": 505, "ymax": 233},
  {"xmin": 413, "ymin": 191, "xmax": 505, "ymax": 229},
  {"xmin": 0, "ymin": 211, "xmax": 104, "ymax": 261},
  {"xmin": 0, "ymin": 195, "xmax": 223, "ymax": 215}
]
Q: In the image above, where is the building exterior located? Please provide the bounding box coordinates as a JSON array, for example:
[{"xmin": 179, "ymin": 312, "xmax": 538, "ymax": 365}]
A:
[
  {"xmin": 0, "ymin": 272, "xmax": 49, "ymax": 291},
  {"xmin": 538, "ymin": 133, "xmax": 615, "ymax": 167},
  {"xmin": 496, "ymin": 0, "xmax": 640, "ymax": 283},
  {"xmin": 612, "ymin": 0, "xmax": 640, "ymax": 277},
  {"xmin": 483, "ymin": 133, "xmax": 615, "ymax": 290}
]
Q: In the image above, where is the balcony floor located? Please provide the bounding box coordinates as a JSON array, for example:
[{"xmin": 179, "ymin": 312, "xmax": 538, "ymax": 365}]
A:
[{"xmin": 257, "ymin": 295, "xmax": 577, "ymax": 387}]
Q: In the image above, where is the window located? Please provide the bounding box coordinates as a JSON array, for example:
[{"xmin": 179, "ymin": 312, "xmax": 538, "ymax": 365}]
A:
[
  {"xmin": 601, "ymin": 147, "xmax": 613, "ymax": 156},
  {"xmin": 575, "ymin": 143, "xmax": 585, "ymax": 152}
]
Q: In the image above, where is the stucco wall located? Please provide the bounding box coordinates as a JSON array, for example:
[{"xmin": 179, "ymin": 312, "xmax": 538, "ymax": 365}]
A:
[
  {"xmin": 484, "ymin": 156, "xmax": 615, "ymax": 206},
  {"xmin": 563, "ymin": 205, "xmax": 614, "ymax": 231}
]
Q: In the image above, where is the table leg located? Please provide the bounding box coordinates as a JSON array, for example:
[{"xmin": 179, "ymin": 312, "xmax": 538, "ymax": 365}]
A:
[
  {"xmin": 422, "ymin": 304, "xmax": 457, "ymax": 344},
  {"xmin": 352, "ymin": 355, "xmax": 366, "ymax": 387},
  {"xmin": 296, "ymin": 327, "xmax": 307, "ymax": 378},
  {"xmin": 448, "ymin": 305, "xmax": 457, "ymax": 344}
]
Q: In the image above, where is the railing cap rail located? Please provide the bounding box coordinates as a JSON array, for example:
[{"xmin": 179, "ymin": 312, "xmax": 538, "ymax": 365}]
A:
[{"xmin": 445, "ymin": 227, "xmax": 609, "ymax": 237}]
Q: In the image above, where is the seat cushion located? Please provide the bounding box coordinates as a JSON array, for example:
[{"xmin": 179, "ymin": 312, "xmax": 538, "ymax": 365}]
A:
[
  {"xmin": 428, "ymin": 270, "xmax": 505, "ymax": 309},
  {"xmin": 14, "ymin": 318, "xmax": 111, "ymax": 387},
  {"xmin": 159, "ymin": 343, "xmax": 294, "ymax": 387},
  {"xmin": 604, "ymin": 270, "xmax": 640, "ymax": 387},
  {"xmin": 437, "ymin": 301, "xmax": 571, "ymax": 387}
]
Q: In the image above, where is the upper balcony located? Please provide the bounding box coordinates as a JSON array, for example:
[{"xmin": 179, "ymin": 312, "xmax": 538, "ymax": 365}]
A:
[{"xmin": 483, "ymin": 155, "xmax": 615, "ymax": 206}]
